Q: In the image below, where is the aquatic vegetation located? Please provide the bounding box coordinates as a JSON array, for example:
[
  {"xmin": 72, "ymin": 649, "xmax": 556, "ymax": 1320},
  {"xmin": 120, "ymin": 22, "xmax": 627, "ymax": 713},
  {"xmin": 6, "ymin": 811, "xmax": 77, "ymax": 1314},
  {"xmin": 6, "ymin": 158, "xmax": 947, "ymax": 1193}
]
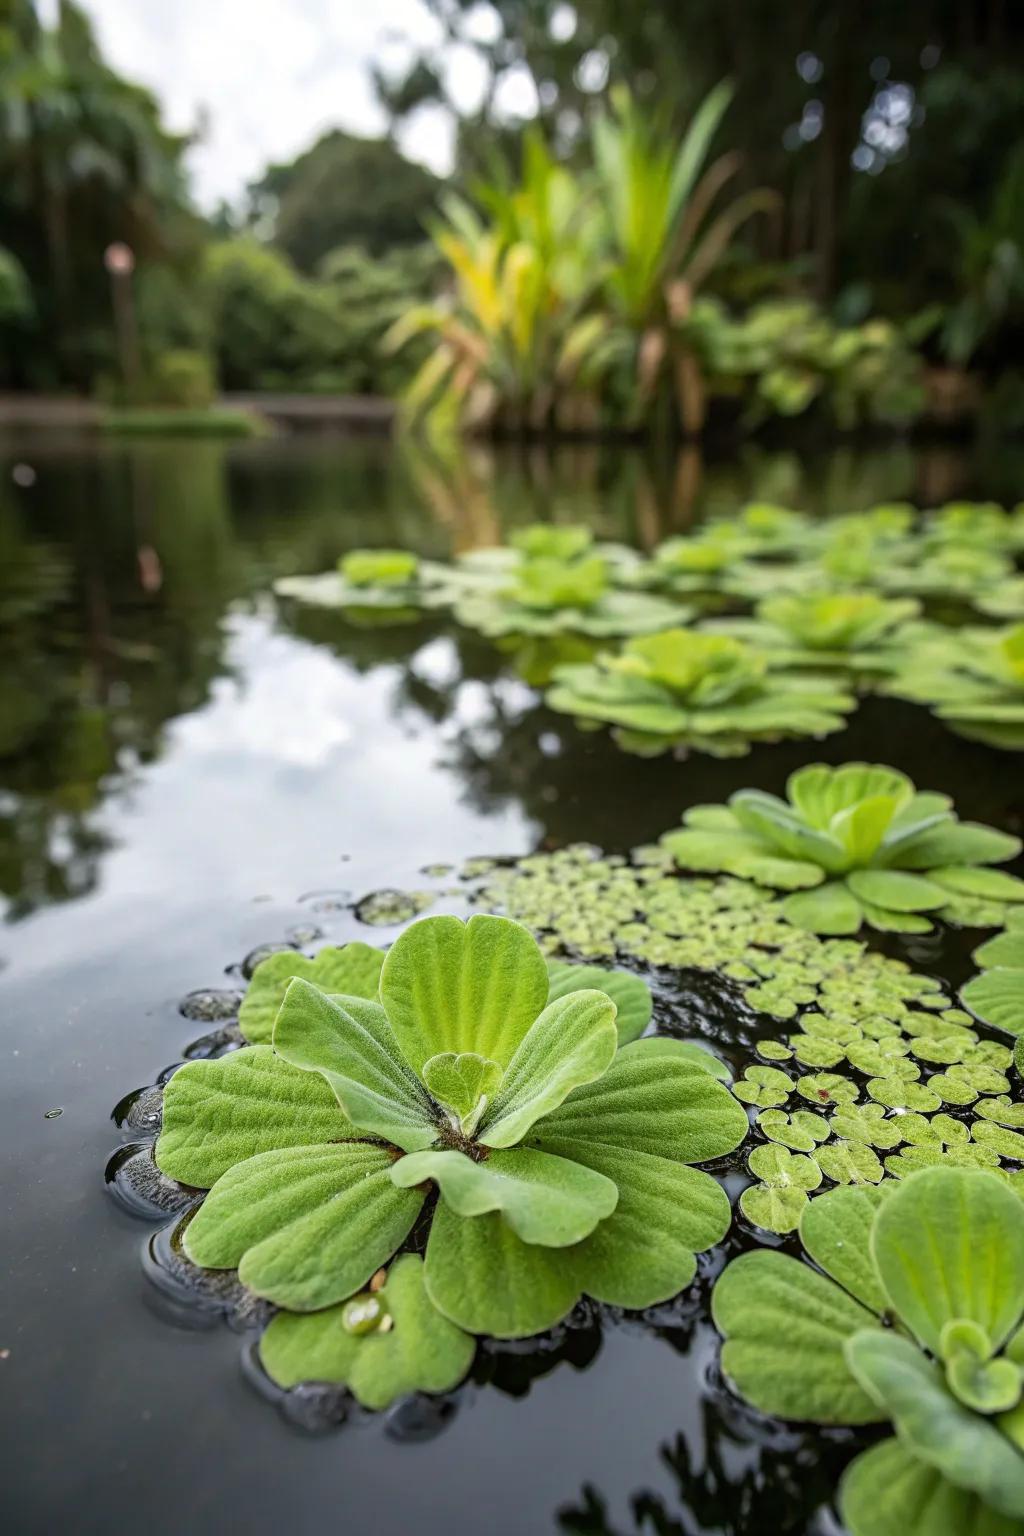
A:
[
  {"xmin": 879, "ymin": 540, "xmax": 1015, "ymax": 599},
  {"xmin": 155, "ymin": 913, "xmax": 747, "ymax": 1352},
  {"xmin": 662, "ymin": 763, "xmax": 1024, "ymax": 935},
  {"xmin": 545, "ymin": 629, "xmax": 855, "ymax": 757},
  {"xmin": 963, "ymin": 910, "xmax": 1024, "ymax": 1034},
  {"xmin": 452, "ymin": 554, "xmax": 683, "ymax": 638},
  {"xmin": 922, "ymin": 501, "xmax": 1024, "ymax": 554},
  {"xmin": 713, "ymin": 1169, "xmax": 1024, "ymax": 1535},
  {"xmin": 707, "ymin": 592, "xmax": 920, "ymax": 679},
  {"xmin": 888, "ymin": 623, "xmax": 1024, "ymax": 750},
  {"xmin": 238, "ymin": 941, "xmax": 385, "ymax": 1043},
  {"xmin": 274, "ymin": 547, "xmax": 454, "ymax": 617},
  {"xmin": 508, "ymin": 524, "xmax": 594, "ymax": 562}
]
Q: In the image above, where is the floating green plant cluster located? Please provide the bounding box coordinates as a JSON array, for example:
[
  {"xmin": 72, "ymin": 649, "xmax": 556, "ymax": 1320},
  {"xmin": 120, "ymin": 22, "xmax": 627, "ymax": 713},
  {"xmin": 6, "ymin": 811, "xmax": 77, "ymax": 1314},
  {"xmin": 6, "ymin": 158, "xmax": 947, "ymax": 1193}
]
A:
[
  {"xmin": 273, "ymin": 502, "xmax": 1024, "ymax": 756},
  {"xmin": 662, "ymin": 762, "xmax": 1024, "ymax": 935},
  {"xmin": 713, "ymin": 1169, "xmax": 1024, "ymax": 1536},
  {"xmin": 155, "ymin": 913, "xmax": 746, "ymax": 1404}
]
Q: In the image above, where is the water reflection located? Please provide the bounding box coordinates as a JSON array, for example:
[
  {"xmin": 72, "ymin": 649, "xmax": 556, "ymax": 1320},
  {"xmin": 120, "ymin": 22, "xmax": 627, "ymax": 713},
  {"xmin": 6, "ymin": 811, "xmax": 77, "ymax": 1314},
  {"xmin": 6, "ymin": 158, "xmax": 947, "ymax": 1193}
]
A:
[{"xmin": 1, "ymin": 430, "xmax": 1021, "ymax": 923}]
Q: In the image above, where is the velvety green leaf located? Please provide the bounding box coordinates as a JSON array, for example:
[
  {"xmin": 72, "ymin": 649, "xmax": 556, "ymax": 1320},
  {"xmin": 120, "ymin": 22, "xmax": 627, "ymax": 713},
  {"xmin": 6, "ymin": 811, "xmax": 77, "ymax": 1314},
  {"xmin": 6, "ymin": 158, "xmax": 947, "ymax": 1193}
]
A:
[
  {"xmin": 788, "ymin": 763, "xmax": 912, "ymax": 827},
  {"xmin": 621, "ymin": 1035, "xmax": 732, "ymax": 1081},
  {"xmin": 833, "ymin": 794, "xmax": 904, "ymax": 863},
  {"xmin": 859, "ymin": 900, "xmax": 935, "ymax": 934},
  {"xmin": 748, "ymin": 1142, "xmax": 822, "ymax": 1190},
  {"xmin": 815, "ymin": 1139, "xmax": 885, "ymax": 1186},
  {"xmin": 258, "ymin": 1254, "xmax": 475, "ymax": 1407},
  {"xmin": 963, "ymin": 970, "xmax": 1024, "ymax": 1034},
  {"xmin": 155, "ymin": 1046, "xmax": 353, "ymax": 1188},
  {"xmin": 975, "ymin": 932, "xmax": 1024, "ymax": 969},
  {"xmin": 846, "ymin": 869, "xmax": 948, "ymax": 912},
  {"xmin": 273, "ymin": 981, "xmax": 438, "ymax": 1152},
  {"xmin": 378, "ymin": 913, "xmax": 550, "ymax": 1075},
  {"xmin": 894, "ymin": 822, "xmax": 1022, "ymax": 872},
  {"xmin": 239, "ymin": 942, "xmax": 384, "ymax": 1043},
  {"xmin": 840, "ymin": 1437, "xmax": 1022, "ymax": 1536},
  {"xmin": 846, "ymin": 1329, "xmax": 1024, "ymax": 1519},
  {"xmin": 782, "ymin": 882, "xmax": 864, "ymax": 935},
  {"xmin": 563, "ymin": 1148, "xmax": 729, "ymax": 1308},
  {"xmin": 738, "ymin": 1182, "xmax": 809, "ymax": 1234},
  {"xmin": 533, "ymin": 1048, "xmax": 748, "ymax": 1162},
  {"xmin": 712, "ymin": 1250, "xmax": 885, "ymax": 1423},
  {"xmin": 757, "ymin": 1108, "xmax": 830, "ymax": 1150},
  {"xmin": 545, "ymin": 960, "xmax": 653, "ymax": 1045},
  {"xmin": 871, "ymin": 1167, "xmax": 1024, "ymax": 1354},
  {"xmin": 184, "ymin": 1142, "xmax": 424, "ymax": 1311},
  {"xmin": 929, "ymin": 868, "xmax": 1024, "ymax": 902},
  {"xmin": 390, "ymin": 1146, "xmax": 618, "ymax": 1246},
  {"xmin": 421, "ymin": 1052, "xmax": 502, "ymax": 1121},
  {"xmin": 800, "ymin": 1183, "xmax": 891, "ymax": 1313},
  {"xmin": 479, "ymin": 990, "xmax": 618, "ymax": 1148},
  {"xmin": 424, "ymin": 1202, "xmax": 581, "ymax": 1337}
]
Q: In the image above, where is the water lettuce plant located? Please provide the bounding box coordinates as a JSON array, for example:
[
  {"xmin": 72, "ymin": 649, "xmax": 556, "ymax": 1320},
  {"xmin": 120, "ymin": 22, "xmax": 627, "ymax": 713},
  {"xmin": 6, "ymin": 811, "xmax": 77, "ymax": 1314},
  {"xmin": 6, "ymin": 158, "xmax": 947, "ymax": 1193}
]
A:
[
  {"xmin": 663, "ymin": 763, "xmax": 1024, "ymax": 934},
  {"xmin": 708, "ymin": 592, "xmax": 920, "ymax": 679},
  {"xmin": 963, "ymin": 910, "xmax": 1024, "ymax": 1034},
  {"xmin": 544, "ymin": 629, "xmax": 855, "ymax": 757},
  {"xmin": 155, "ymin": 914, "xmax": 747, "ymax": 1357},
  {"xmin": 274, "ymin": 548, "xmax": 453, "ymax": 616},
  {"xmin": 453, "ymin": 554, "xmax": 682, "ymax": 638},
  {"xmin": 713, "ymin": 1169, "xmax": 1024, "ymax": 1536},
  {"xmin": 888, "ymin": 623, "xmax": 1024, "ymax": 750}
]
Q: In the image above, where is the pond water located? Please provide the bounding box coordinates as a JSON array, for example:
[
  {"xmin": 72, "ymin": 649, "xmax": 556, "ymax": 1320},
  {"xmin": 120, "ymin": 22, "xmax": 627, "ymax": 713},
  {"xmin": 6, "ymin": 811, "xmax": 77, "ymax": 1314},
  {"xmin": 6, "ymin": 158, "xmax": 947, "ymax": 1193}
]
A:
[{"xmin": 3, "ymin": 432, "xmax": 1023, "ymax": 1535}]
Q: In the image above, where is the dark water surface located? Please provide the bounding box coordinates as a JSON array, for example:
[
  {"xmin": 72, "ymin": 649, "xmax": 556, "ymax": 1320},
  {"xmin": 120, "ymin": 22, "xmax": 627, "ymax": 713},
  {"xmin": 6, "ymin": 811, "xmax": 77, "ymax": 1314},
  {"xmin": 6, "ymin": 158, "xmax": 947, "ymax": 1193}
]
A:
[{"xmin": 2, "ymin": 433, "xmax": 1022, "ymax": 1535}]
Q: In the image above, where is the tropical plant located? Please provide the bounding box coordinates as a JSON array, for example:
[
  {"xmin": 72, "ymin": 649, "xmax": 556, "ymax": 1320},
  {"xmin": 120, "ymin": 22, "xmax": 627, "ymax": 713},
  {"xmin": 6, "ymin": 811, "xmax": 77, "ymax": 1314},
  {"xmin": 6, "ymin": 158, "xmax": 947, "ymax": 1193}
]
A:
[
  {"xmin": 962, "ymin": 910, "xmax": 1024, "ymax": 1035},
  {"xmin": 708, "ymin": 592, "xmax": 921, "ymax": 678},
  {"xmin": 155, "ymin": 914, "xmax": 747, "ymax": 1363},
  {"xmin": 452, "ymin": 554, "xmax": 683, "ymax": 638},
  {"xmin": 662, "ymin": 763, "xmax": 1024, "ymax": 934},
  {"xmin": 713, "ymin": 1169, "xmax": 1024, "ymax": 1536},
  {"xmin": 592, "ymin": 83, "xmax": 777, "ymax": 434},
  {"xmin": 273, "ymin": 548, "xmax": 455, "ymax": 618},
  {"xmin": 878, "ymin": 541, "xmax": 1015, "ymax": 600},
  {"xmin": 888, "ymin": 623, "xmax": 1024, "ymax": 750},
  {"xmin": 544, "ymin": 629, "xmax": 855, "ymax": 757}
]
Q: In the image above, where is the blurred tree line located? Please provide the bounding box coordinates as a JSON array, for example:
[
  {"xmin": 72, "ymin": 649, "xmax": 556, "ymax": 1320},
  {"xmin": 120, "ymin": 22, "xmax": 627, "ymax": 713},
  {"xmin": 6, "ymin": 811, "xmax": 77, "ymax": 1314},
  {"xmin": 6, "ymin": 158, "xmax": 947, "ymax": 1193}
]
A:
[{"xmin": 0, "ymin": 0, "xmax": 1022, "ymax": 419}]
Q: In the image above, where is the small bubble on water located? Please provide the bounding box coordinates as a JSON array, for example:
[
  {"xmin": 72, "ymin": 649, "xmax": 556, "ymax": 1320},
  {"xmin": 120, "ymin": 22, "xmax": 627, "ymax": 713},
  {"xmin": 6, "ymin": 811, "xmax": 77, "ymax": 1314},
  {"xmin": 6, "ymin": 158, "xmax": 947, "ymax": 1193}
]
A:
[
  {"xmin": 44, "ymin": 1107, "xmax": 63, "ymax": 1119},
  {"xmin": 12, "ymin": 463, "xmax": 36, "ymax": 487},
  {"xmin": 178, "ymin": 988, "xmax": 244, "ymax": 1022}
]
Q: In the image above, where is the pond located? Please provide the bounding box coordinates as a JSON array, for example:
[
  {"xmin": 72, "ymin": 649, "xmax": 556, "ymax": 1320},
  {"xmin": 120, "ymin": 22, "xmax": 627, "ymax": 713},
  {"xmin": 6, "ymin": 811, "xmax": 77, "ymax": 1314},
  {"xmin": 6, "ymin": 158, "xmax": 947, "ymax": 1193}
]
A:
[{"xmin": 3, "ymin": 431, "xmax": 1023, "ymax": 1535}]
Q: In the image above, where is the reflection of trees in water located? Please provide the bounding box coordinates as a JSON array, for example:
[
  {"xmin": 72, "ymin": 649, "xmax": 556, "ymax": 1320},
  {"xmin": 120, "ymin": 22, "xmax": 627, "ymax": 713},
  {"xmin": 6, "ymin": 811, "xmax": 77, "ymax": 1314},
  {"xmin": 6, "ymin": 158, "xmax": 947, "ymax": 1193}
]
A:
[{"xmin": 557, "ymin": 1391, "xmax": 860, "ymax": 1536}]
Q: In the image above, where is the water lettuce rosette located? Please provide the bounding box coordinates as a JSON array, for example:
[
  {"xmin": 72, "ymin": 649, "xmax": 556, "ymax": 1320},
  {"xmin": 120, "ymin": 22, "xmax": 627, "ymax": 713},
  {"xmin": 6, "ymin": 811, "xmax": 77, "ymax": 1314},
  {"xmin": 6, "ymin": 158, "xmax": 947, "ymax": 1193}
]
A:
[
  {"xmin": 452, "ymin": 554, "xmax": 683, "ymax": 638},
  {"xmin": 888, "ymin": 623, "xmax": 1024, "ymax": 751},
  {"xmin": 155, "ymin": 915, "xmax": 747, "ymax": 1369},
  {"xmin": 274, "ymin": 547, "xmax": 454, "ymax": 620}
]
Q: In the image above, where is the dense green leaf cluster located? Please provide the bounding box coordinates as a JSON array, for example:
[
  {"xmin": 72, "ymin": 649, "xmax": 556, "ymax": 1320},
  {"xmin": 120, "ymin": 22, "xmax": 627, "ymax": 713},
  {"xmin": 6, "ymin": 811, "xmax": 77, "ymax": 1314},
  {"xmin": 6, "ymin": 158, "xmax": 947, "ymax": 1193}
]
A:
[
  {"xmin": 663, "ymin": 762, "xmax": 1024, "ymax": 935},
  {"xmin": 713, "ymin": 1170, "xmax": 1024, "ymax": 1536},
  {"xmin": 155, "ymin": 913, "xmax": 746, "ymax": 1402}
]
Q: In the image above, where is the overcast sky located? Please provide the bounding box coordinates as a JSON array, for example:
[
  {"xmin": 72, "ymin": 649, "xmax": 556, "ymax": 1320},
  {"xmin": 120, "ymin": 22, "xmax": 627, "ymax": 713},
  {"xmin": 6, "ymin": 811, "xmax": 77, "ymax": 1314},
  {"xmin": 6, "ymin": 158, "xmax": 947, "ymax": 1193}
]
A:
[{"xmin": 65, "ymin": 0, "xmax": 509, "ymax": 206}]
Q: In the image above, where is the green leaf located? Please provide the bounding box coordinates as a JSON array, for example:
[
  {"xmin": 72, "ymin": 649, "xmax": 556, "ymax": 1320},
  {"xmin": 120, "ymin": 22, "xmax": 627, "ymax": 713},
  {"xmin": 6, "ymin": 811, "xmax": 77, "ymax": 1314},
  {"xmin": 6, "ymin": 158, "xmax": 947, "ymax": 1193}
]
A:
[
  {"xmin": 975, "ymin": 932, "xmax": 1024, "ymax": 969},
  {"xmin": 846, "ymin": 869, "xmax": 948, "ymax": 912},
  {"xmin": 712, "ymin": 1250, "xmax": 885, "ymax": 1423},
  {"xmin": 564, "ymin": 1149, "xmax": 729, "ymax": 1308},
  {"xmin": 757, "ymin": 1108, "xmax": 829, "ymax": 1151},
  {"xmin": 942, "ymin": 1318, "xmax": 1023, "ymax": 1415},
  {"xmin": 930, "ymin": 868, "xmax": 1024, "ymax": 902},
  {"xmin": 421, "ymin": 1052, "xmax": 502, "ymax": 1122},
  {"xmin": 846, "ymin": 1329, "xmax": 1024, "ymax": 1519},
  {"xmin": 184, "ymin": 1142, "xmax": 424, "ymax": 1311},
  {"xmin": 390, "ymin": 1146, "xmax": 618, "ymax": 1247},
  {"xmin": 963, "ymin": 970, "xmax": 1024, "ymax": 1034},
  {"xmin": 273, "ymin": 981, "xmax": 438, "ymax": 1153},
  {"xmin": 800, "ymin": 1183, "xmax": 891, "ymax": 1313},
  {"xmin": 378, "ymin": 914, "xmax": 550, "ymax": 1075},
  {"xmin": 748, "ymin": 1142, "xmax": 822, "ymax": 1190},
  {"xmin": 782, "ymin": 882, "xmax": 864, "ymax": 935},
  {"xmin": 238, "ymin": 942, "xmax": 384, "ymax": 1044},
  {"xmin": 840, "ymin": 1437, "xmax": 1022, "ymax": 1536},
  {"xmin": 894, "ymin": 822, "xmax": 1022, "ymax": 871},
  {"xmin": 155, "ymin": 1046, "xmax": 354, "ymax": 1187},
  {"xmin": 788, "ymin": 763, "xmax": 912, "ymax": 827},
  {"xmin": 532, "ymin": 1047, "xmax": 748, "ymax": 1163},
  {"xmin": 545, "ymin": 960, "xmax": 652, "ymax": 1044},
  {"xmin": 815, "ymin": 1139, "xmax": 885, "ymax": 1186},
  {"xmin": 258, "ymin": 1254, "xmax": 475, "ymax": 1408},
  {"xmin": 871, "ymin": 1167, "xmax": 1024, "ymax": 1355},
  {"xmin": 424, "ymin": 1203, "xmax": 581, "ymax": 1338},
  {"xmin": 622, "ymin": 1035, "xmax": 732, "ymax": 1081},
  {"xmin": 833, "ymin": 794, "xmax": 904, "ymax": 863},
  {"xmin": 479, "ymin": 989, "xmax": 618, "ymax": 1148},
  {"xmin": 739, "ymin": 1182, "xmax": 810, "ymax": 1234}
]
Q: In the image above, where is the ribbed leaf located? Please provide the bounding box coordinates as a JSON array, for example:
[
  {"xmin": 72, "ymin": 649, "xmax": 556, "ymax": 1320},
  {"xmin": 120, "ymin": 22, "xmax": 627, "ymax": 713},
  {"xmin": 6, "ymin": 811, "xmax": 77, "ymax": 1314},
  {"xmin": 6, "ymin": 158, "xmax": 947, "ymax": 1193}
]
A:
[
  {"xmin": 840, "ymin": 1437, "xmax": 1021, "ymax": 1536},
  {"xmin": 424, "ymin": 1202, "xmax": 581, "ymax": 1337},
  {"xmin": 890, "ymin": 822, "xmax": 1021, "ymax": 871},
  {"xmin": 800, "ymin": 1184, "xmax": 891, "ymax": 1313},
  {"xmin": 239, "ymin": 942, "xmax": 384, "ymax": 1043},
  {"xmin": 155, "ymin": 1046, "xmax": 354, "ymax": 1187},
  {"xmin": 258, "ymin": 1254, "xmax": 475, "ymax": 1408},
  {"xmin": 273, "ymin": 981, "xmax": 438, "ymax": 1152},
  {"xmin": 962, "ymin": 969, "xmax": 1024, "ymax": 1033},
  {"xmin": 378, "ymin": 914, "xmax": 549, "ymax": 1075},
  {"xmin": 391, "ymin": 1145, "xmax": 618, "ymax": 1246},
  {"xmin": 545, "ymin": 960, "xmax": 652, "ymax": 1044},
  {"xmin": 480, "ymin": 989, "xmax": 618, "ymax": 1147},
  {"xmin": 185, "ymin": 1141, "xmax": 423, "ymax": 1311},
  {"xmin": 846, "ymin": 869, "xmax": 948, "ymax": 912},
  {"xmin": 782, "ymin": 881, "xmax": 864, "ymax": 935}
]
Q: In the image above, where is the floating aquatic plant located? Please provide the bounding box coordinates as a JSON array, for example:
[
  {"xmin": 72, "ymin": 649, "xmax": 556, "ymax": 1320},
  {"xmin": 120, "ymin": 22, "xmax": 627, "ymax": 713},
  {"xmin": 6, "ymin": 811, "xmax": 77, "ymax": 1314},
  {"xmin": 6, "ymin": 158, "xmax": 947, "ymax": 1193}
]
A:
[
  {"xmin": 963, "ymin": 910, "xmax": 1024, "ymax": 1035},
  {"xmin": 662, "ymin": 762, "xmax": 1024, "ymax": 935},
  {"xmin": 274, "ymin": 548, "xmax": 454, "ymax": 618},
  {"xmin": 887, "ymin": 623, "xmax": 1024, "ymax": 750},
  {"xmin": 155, "ymin": 913, "xmax": 747, "ymax": 1359},
  {"xmin": 545, "ymin": 629, "xmax": 855, "ymax": 757},
  {"xmin": 453, "ymin": 555, "xmax": 683, "ymax": 639},
  {"xmin": 706, "ymin": 592, "xmax": 919, "ymax": 680},
  {"xmin": 879, "ymin": 540, "xmax": 1016, "ymax": 600},
  {"xmin": 713, "ymin": 1169, "xmax": 1024, "ymax": 1536}
]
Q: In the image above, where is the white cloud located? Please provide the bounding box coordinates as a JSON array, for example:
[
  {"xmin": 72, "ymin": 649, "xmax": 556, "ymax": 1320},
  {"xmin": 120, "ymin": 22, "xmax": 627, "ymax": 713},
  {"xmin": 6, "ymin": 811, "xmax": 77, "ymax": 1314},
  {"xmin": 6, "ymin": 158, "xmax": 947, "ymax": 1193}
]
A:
[{"xmin": 76, "ymin": 0, "xmax": 452, "ymax": 206}]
